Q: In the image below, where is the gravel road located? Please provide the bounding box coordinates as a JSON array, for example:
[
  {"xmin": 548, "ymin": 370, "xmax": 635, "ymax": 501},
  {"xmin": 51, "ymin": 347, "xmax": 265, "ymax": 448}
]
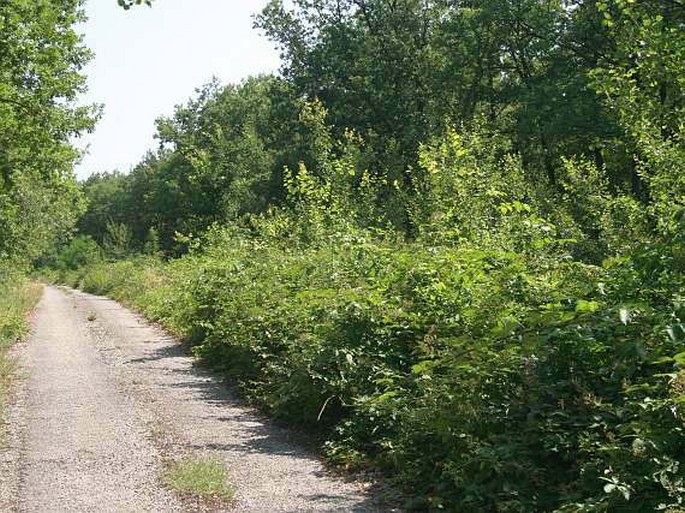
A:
[{"xmin": 0, "ymin": 285, "xmax": 382, "ymax": 512}]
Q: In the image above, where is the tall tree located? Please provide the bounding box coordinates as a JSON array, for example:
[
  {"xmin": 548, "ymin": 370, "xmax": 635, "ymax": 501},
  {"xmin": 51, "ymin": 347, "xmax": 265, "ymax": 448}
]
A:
[
  {"xmin": 593, "ymin": 0, "xmax": 685, "ymax": 236},
  {"xmin": 0, "ymin": 0, "xmax": 97, "ymax": 270},
  {"xmin": 256, "ymin": 0, "xmax": 627, "ymax": 188}
]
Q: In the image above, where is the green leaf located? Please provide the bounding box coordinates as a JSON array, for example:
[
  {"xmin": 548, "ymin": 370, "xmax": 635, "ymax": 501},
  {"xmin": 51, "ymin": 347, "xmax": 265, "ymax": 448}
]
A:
[
  {"xmin": 650, "ymin": 356, "xmax": 675, "ymax": 365},
  {"xmin": 575, "ymin": 300, "xmax": 600, "ymax": 313},
  {"xmin": 411, "ymin": 360, "xmax": 437, "ymax": 375},
  {"xmin": 674, "ymin": 352, "xmax": 685, "ymax": 367}
]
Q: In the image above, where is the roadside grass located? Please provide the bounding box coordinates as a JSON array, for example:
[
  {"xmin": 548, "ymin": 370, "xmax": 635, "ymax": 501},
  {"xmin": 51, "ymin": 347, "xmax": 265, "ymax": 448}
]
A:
[
  {"xmin": 0, "ymin": 279, "xmax": 42, "ymax": 430},
  {"xmin": 162, "ymin": 457, "xmax": 234, "ymax": 501}
]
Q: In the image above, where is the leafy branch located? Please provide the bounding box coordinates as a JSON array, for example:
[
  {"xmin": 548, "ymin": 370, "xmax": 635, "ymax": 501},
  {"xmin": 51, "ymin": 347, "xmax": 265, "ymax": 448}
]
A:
[{"xmin": 117, "ymin": 0, "xmax": 153, "ymax": 9}]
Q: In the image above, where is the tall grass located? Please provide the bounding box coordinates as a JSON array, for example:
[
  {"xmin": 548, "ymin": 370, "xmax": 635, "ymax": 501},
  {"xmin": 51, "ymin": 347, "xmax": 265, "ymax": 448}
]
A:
[{"xmin": 0, "ymin": 277, "xmax": 42, "ymax": 421}]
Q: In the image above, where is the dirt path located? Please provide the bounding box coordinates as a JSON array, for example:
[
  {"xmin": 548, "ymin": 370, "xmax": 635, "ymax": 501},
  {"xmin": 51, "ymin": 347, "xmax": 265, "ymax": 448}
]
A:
[{"xmin": 0, "ymin": 286, "xmax": 381, "ymax": 512}]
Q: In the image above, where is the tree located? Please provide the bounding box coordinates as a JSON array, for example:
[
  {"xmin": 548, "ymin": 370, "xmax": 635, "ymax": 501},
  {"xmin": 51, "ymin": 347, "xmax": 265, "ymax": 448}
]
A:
[
  {"xmin": 112, "ymin": 75, "xmax": 338, "ymax": 254},
  {"xmin": 0, "ymin": 0, "xmax": 98, "ymax": 270},
  {"xmin": 78, "ymin": 171, "xmax": 131, "ymax": 245},
  {"xmin": 593, "ymin": 0, "xmax": 685, "ymax": 238},
  {"xmin": 118, "ymin": 0, "xmax": 152, "ymax": 9}
]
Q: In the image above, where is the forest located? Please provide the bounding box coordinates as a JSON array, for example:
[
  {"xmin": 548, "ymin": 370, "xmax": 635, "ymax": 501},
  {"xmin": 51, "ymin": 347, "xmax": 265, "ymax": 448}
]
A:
[{"xmin": 2, "ymin": 0, "xmax": 684, "ymax": 510}]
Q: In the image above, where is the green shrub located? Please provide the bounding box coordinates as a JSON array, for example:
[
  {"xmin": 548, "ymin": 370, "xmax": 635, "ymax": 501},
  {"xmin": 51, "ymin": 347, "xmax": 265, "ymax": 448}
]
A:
[
  {"xmin": 56, "ymin": 235, "xmax": 102, "ymax": 271},
  {"xmin": 61, "ymin": 228, "xmax": 685, "ymax": 510}
]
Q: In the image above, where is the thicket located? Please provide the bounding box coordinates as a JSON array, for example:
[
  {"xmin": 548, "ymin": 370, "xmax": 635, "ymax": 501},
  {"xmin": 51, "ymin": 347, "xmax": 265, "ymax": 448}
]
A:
[{"xmin": 47, "ymin": 0, "xmax": 685, "ymax": 510}]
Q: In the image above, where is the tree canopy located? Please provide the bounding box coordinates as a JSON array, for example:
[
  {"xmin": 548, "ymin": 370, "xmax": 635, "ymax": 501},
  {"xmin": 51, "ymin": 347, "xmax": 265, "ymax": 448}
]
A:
[
  {"xmin": 117, "ymin": 0, "xmax": 152, "ymax": 9},
  {"xmin": 0, "ymin": 0, "xmax": 97, "ymax": 272}
]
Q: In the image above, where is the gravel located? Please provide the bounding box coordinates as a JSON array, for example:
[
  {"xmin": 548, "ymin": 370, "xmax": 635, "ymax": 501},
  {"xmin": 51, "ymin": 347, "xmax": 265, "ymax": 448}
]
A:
[{"xmin": 0, "ymin": 286, "xmax": 385, "ymax": 512}]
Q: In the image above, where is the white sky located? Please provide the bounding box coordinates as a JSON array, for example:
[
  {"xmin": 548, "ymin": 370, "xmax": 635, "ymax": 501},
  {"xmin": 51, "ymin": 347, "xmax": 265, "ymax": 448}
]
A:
[{"xmin": 74, "ymin": 0, "xmax": 281, "ymax": 179}]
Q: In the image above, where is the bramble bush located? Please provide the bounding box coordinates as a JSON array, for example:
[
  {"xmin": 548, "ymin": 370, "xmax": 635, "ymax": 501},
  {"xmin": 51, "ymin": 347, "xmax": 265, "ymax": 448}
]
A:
[{"xmin": 58, "ymin": 231, "xmax": 685, "ymax": 511}]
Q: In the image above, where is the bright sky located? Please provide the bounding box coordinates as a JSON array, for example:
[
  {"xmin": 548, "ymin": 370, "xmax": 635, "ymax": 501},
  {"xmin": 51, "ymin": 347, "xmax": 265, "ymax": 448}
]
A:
[{"xmin": 75, "ymin": 0, "xmax": 280, "ymax": 179}]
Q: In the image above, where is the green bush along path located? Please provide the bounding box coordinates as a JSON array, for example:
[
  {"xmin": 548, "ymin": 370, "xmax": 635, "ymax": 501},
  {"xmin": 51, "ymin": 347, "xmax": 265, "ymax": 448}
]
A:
[{"xmin": 56, "ymin": 225, "xmax": 685, "ymax": 512}]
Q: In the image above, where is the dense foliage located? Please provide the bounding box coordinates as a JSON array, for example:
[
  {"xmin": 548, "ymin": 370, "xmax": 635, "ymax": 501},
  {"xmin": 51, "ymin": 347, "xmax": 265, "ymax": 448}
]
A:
[
  {"xmin": 60, "ymin": 137, "xmax": 684, "ymax": 512},
  {"xmin": 45, "ymin": 0, "xmax": 685, "ymax": 510},
  {"xmin": 0, "ymin": 0, "xmax": 95, "ymax": 272}
]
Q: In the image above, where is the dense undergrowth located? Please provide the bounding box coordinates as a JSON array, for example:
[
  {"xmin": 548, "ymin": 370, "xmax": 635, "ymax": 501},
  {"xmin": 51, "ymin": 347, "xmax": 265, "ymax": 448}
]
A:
[
  {"xmin": 52, "ymin": 235, "xmax": 685, "ymax": 511},
  {"xmin": 49, "ymin": 129, "xmax": 685, "ymax": 510}
]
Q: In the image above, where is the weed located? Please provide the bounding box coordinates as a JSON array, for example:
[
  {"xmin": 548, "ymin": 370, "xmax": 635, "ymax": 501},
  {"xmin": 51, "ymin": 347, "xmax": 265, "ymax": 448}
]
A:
[
  {"xmin": 163, "ymin": 457, "xmax": 234, "ymax": 500},
  {"xmin": 149, "ymin": 424, "xmax": 166, "ymax": 441}
]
